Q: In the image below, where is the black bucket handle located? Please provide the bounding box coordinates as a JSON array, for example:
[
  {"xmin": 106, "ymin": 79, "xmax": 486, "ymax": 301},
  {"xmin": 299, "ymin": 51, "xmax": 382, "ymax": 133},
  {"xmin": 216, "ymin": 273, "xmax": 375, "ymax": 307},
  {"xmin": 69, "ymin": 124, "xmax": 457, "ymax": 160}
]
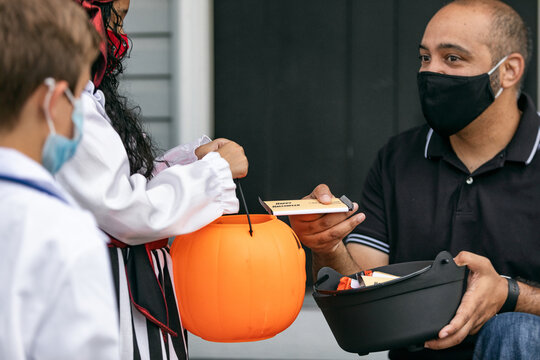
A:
[{"xmin": 235, "ymin": 179, "xmax": 253, "ymax": 237}]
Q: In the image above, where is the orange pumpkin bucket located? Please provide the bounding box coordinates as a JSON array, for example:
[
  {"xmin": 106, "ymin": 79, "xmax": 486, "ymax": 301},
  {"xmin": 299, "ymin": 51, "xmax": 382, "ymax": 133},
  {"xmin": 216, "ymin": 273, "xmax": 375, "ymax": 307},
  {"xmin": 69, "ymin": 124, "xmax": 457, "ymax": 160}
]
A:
[{"xmin": 171, "ymin": 214, "xmax": 306, "ymax": 342}]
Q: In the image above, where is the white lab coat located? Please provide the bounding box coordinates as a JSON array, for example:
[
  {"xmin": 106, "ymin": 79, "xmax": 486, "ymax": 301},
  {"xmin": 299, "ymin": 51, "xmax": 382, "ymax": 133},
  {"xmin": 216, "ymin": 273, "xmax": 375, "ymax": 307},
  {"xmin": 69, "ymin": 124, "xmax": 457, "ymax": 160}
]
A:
[
  {"xmin": 0, "ymin": 148, "xmax": 119, "ymax": 360},
  {"xmin": 56, "ymin": 81, "xmax": 238, "ymax": 245}
]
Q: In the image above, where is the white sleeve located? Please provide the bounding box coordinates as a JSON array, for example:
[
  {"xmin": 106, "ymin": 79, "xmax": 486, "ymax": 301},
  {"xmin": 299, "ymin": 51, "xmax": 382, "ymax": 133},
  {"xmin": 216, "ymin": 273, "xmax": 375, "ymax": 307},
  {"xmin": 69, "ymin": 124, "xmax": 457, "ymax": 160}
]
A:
[
  {"xmin": 32, "ymin": 228, "xmax": 119, "ymax": 360},
  {"xmin": 152, "ymin": 135, "xmax": 212, "ymax": 175},
  {"xmin": 56, "ymin": 86, "xmax": 238, "ymax": 245}
]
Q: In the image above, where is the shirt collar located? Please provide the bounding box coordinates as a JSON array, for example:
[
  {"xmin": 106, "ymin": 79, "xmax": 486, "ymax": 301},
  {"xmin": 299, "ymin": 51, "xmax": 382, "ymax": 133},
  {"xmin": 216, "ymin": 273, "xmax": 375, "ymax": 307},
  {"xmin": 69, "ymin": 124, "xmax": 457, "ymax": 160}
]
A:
[
  {"xmin": 0, "ymin": 148, "xmax": 73, "ymax": 204},
  {"xmin": 505, "ymin": 93, "xmax": 540, "ymax": 164},
  {"xmin": 424, "ymin": 93, "xmax": 540, "ymax": 165},
  {"xmin": 424, "ymin": 127, "xmax": 451, "ymax": 159}
]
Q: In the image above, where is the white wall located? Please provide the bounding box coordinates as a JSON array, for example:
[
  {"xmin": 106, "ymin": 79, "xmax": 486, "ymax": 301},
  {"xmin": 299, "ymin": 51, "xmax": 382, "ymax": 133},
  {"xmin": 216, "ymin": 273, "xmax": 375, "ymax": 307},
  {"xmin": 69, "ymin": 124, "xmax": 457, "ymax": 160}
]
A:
[
  {"xmin": 123, "ymin": 0, "xmax": 213, "ymax": 152},
  {"xmin": 122, "ymin": 0, "xmax": 172, "ymax": 151},
  {"xmin": 172, "ymin": 0, "xmax": 214, "ymax": 145}
]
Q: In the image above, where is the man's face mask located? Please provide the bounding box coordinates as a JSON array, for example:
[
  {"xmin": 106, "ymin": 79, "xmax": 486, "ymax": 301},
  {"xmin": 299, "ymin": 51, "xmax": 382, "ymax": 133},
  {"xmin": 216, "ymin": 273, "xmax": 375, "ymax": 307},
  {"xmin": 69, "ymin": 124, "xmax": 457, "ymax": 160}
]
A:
[
  {"xmin": 41, "ymin": 77, "xmax": 84, "ymax": 174},
  {"xmin": 417, "ymin": 55, "xmax": 508, "ymax": 137}
]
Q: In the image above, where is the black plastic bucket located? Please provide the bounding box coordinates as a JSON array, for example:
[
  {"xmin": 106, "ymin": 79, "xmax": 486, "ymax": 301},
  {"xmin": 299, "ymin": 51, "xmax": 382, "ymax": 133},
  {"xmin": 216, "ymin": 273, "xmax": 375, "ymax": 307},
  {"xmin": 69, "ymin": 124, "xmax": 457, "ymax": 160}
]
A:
[{"xmin": 313, "ymin": 251, "xmax": 466, "ymax": 355}]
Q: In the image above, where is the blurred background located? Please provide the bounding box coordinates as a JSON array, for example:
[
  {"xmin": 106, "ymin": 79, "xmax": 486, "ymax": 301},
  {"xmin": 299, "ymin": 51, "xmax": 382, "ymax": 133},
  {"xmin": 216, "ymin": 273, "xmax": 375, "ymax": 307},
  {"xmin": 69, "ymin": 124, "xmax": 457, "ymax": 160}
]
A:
[{"xmin": 122, "ymin": 1, "xmax": 538, "ymax": 359}]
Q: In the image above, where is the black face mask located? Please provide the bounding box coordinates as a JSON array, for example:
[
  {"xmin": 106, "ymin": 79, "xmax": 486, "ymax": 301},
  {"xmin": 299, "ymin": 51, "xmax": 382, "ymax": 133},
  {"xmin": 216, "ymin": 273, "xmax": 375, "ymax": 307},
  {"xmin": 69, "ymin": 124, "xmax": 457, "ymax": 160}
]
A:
[{"xmin": 417, "ymin": 56, "xmax": 507, "ymax": 137}]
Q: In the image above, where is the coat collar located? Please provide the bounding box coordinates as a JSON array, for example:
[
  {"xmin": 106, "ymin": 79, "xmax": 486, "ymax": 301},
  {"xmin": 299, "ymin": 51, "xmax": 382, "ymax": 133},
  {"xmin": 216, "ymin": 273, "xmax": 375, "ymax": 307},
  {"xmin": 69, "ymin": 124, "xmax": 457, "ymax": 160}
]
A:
[{"xmin": 0, "ymin": 148, "xmax": 73, "ymax": 204}]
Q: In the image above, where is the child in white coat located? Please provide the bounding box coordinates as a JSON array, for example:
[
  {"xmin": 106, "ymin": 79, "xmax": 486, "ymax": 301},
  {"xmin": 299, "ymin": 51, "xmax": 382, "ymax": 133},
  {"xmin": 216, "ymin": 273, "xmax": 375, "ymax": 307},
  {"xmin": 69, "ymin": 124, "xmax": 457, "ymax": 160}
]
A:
[{"xmin": 0, "ymin": 0, "xmax": 119, "ymax": 358}]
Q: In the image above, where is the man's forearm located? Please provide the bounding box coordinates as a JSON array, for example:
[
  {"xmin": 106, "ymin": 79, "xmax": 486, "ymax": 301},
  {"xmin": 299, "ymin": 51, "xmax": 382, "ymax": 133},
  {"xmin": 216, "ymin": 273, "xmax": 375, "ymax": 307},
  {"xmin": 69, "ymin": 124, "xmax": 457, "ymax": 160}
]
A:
[
  {"xmin": 311, "ymin": 241, "xmax": 361, "ymax": 280},
  {"xmin": 516, "ymin": 281, "xmax": 540, "ymax": 315}
]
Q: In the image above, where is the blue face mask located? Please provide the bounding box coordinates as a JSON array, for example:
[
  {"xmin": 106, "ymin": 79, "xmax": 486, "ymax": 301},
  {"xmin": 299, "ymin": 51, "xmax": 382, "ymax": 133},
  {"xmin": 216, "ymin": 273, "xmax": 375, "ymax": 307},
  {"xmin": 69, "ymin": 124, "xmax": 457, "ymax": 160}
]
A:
[{"xmin": 41, "ymin": 78, "xmax": 84, "ymax": 174}]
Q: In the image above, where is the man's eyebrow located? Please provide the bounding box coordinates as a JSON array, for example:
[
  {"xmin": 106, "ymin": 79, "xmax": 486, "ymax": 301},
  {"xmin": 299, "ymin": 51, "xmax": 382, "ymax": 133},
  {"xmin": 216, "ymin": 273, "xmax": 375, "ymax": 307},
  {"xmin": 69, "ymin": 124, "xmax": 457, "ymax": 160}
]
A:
[
  {"xmin": 418, "ymin": 43, "xmax": 472, "ymax": 57},
  {"xmin": 438, "ymin": 43, "xmax": 472, "ymax": 56}
]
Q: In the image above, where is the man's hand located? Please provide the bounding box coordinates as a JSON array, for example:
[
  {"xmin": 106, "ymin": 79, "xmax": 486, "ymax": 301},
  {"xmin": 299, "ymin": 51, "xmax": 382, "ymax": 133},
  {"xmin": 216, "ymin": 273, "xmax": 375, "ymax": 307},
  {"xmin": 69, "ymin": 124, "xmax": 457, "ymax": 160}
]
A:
[
  {"xmin": 425, "ymin": 251, "xmax": 508, "ymax": 350},
  {"xmin": 289, "ymin": 184, "xmax": 365, "ymax": 254}
]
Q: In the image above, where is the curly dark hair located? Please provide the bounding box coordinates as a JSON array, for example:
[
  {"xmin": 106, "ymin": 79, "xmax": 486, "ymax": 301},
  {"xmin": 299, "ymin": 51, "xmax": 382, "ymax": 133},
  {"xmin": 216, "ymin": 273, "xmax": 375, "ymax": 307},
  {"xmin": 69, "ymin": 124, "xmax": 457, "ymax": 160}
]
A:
[{"xmin": 93, "ymin": 2, "xmax": 157, "ymax": 178}]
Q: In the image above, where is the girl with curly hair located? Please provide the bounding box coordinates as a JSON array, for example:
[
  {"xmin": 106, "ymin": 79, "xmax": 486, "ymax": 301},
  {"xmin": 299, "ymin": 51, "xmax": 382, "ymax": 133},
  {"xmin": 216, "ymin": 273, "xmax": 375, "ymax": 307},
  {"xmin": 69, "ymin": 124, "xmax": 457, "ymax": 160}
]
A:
[{"xmin": 56, "ymin": 1, "xmax": 249, "ymax": 359}]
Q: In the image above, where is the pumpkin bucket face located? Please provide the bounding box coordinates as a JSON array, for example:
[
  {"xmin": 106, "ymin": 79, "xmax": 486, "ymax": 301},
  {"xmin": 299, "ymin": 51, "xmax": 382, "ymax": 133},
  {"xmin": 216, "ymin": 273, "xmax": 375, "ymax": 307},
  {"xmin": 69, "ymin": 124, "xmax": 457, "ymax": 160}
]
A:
[{"xmin": 171, "ymin": 214, "xmax": 306, "ymax": 342}]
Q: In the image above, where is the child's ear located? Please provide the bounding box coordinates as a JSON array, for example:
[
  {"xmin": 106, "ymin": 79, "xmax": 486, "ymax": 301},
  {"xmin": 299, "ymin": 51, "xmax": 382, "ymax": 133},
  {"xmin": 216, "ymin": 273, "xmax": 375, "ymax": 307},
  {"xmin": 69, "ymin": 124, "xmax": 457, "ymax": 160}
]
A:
[{"xmin": 42, "ymin": 80, "xmax": 69, "ymax": 123}]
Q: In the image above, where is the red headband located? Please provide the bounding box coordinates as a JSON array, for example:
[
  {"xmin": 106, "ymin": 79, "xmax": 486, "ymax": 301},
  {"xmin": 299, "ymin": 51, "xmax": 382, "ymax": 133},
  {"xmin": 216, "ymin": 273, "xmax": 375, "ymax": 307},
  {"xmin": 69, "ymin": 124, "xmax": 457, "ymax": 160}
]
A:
[{"xmin": 76, "ymin": 0, "xmax": 114, "ymax": 87}]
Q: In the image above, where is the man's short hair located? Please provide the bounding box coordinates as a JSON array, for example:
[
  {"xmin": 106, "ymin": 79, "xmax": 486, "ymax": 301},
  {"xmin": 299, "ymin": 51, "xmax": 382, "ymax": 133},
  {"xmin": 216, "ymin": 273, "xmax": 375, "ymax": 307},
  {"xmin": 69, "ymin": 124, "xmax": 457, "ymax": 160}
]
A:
[
  {"xmin": 452, "ymin": 0, "xmax": 532, "ymax": 89},
  {"xmin": 0, "ymin": 0, "xmax": 101, "ymax": 129}
]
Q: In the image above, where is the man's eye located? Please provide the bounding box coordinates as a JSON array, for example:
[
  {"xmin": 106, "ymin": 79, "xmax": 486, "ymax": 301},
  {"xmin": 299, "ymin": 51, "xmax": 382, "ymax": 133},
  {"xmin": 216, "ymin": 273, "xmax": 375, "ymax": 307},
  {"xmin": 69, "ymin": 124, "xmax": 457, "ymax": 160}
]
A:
[
  {"xmin": 447, "ymin": 55, "xmax": 460, "ymax": 62},
  {"xmin": 419, "ymin": 54, "xmax": 430, "ymax": 62}
]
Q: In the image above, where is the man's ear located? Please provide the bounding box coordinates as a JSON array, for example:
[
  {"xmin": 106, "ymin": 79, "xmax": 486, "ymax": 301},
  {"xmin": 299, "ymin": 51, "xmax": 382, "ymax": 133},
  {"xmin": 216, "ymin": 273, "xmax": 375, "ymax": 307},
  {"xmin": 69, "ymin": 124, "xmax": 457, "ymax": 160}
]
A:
[
  {"xmin": 41, "ymin": 79, "xmax": 69, "ymax": 125},
  {"xmin": 500, "ymin": 53, "xmax": 525, "ymax": 90}
]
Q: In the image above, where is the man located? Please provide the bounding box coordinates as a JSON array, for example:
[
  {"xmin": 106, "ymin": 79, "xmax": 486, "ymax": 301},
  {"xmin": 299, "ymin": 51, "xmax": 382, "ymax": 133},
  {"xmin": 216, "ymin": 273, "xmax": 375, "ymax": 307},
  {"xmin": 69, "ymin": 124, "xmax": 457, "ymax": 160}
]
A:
[
  {"xmin": 290, "ymin": 0, "xmax": 540, "ymax": 358},
  {"xmin": 0, "ymin": 0, "xmax": 119, "ymax": 358}
]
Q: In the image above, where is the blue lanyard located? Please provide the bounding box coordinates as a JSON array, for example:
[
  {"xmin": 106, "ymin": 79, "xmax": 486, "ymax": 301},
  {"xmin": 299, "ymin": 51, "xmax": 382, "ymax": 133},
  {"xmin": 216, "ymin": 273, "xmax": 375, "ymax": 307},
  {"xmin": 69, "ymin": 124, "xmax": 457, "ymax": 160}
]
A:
[{"xmin": 0, "ymin": 174, "xmax": 67, "ymax": 204}]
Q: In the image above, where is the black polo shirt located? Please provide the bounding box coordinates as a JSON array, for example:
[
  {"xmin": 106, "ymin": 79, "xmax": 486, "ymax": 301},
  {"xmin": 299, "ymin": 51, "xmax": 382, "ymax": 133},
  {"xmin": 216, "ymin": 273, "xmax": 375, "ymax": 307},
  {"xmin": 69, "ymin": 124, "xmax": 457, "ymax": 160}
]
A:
[
  {"xmin": 346, "ymin": 93, "xmax": 540, "ymax": 282},
  {"xmin": 345, "ymin": 95, "xmax": 540, "ymax": 358},
  {"xmin": 345, "ymin": 93, "xmax": 540, "ymax": 358}
]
